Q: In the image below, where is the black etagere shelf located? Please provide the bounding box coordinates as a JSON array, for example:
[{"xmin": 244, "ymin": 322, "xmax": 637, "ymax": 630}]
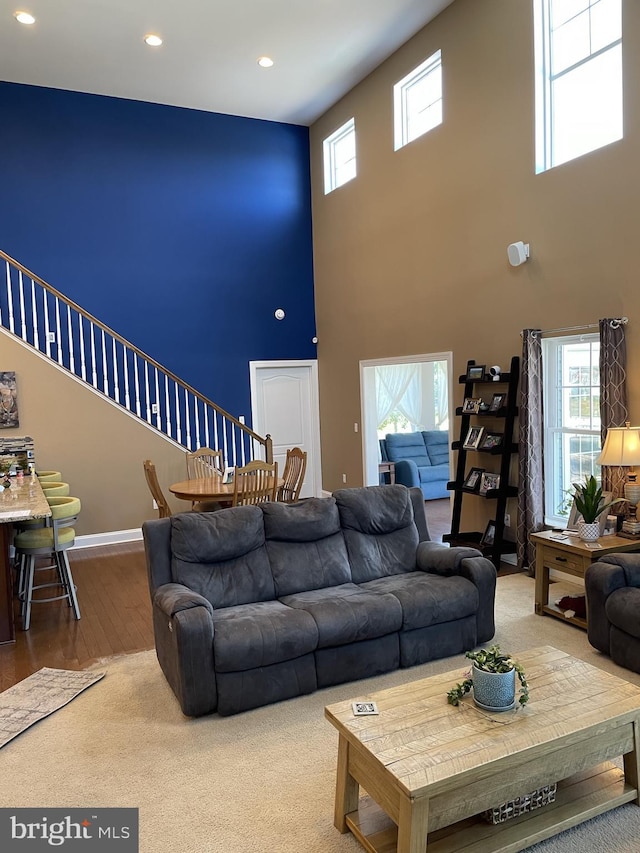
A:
[{"xmin": 443, "ymin": 355, "xmax": 520, "ymax": 569}]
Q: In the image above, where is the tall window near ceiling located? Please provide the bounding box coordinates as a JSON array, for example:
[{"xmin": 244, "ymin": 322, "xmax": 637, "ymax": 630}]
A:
[
  {"xmin": 393, "ymin": 50, "xmax": 443, "ymax": 151},
  {"xmin": 534, "ymin": 0, "xmax": 623, "ymax": 173},
  {"xmin": 323, "ymin": 118, "xmax": 356, "ymax": 193},
  {"xmin": 542, "ymin": 335, "xmax": 601, "ymax": 526}
]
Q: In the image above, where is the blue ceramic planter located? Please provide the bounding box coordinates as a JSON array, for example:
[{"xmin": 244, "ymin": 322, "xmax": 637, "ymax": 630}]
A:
[{"xmin": 472, "ymin": 664, "xmax": 516, "ymax": 711}]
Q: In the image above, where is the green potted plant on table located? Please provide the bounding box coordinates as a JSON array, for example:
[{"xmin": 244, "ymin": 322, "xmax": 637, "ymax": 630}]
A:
[
  {"xmin": 447, "ymin": 645, "xmax": 529, "ymax": 711},
  {"xmin": 571, "ymin": 475, "xmax": 623, "ymax": 542}
]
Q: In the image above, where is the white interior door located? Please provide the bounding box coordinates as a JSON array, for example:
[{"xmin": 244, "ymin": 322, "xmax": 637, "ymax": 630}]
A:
[{"xmin": 250, "ymin": 360, "xmax": 321, "ymax": 497}]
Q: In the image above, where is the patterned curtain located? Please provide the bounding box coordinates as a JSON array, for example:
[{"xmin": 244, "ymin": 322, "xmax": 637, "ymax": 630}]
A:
[
  {"xmin": 599, "ymin": 318, "xmax": 628, "ymax": 496},
  {"xmin": 517, "ymin": 330, "xmax": 545, "ymax": 575}
]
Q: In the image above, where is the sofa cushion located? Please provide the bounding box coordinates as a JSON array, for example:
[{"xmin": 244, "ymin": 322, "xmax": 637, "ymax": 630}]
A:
[
  {"xmin": 423, "ymin": 431, "xmax": 449, "ymax": 467},
  {"xmin": 606, "ymin": 587, "xmax": 640, "ymax": 640},
  {"xmin": 280, "ymin": 583, "xmax": 402, "ymax": 648},
  {"xmin": 385, "ymin": 433, "xmax": 430, "ymax": 467},
  {"xmin": 419, "ymin": 464, "xmax": 449, "ymax": 484},
  {"xmin": 212, "ymin": 600, "xmax": 318, "ymax": 672},
  {"xmin": 359, "ymin": 573, "xmax": 479, "ymax": 630},
  {"xmin": 334, "ymin": 485, "xmax": 419, "ymax": 582},
  {"xmin": 170, "ymin": 508, "xmax": 275, "ymax": 608},
  {"xmin": 263, "ymin": 498, "xmax": 352, "ymax": 595}
]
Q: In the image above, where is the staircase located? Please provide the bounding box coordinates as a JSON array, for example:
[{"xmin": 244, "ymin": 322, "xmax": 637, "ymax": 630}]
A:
[{"xmin": 0, "ymin": 249, "xmax": 273, "ymax": 466}]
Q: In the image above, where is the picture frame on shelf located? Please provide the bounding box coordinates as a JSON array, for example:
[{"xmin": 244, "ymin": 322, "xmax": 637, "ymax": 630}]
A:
[
  {"xmin": 463, "ymin": 426, "xmax": 484, "ymax": 450},
  {"xmin": 463, "ymin": 467, "xmax": 484, "ymax": 491},
  {"xmin": 481, "ymin": 519, "xmax": 496, "ymax": 546},
  {"xmin": 466, "ymin": 364, "xmax": 486, "ymax": 381},
  {"xmin": 488, "ymin": 393, "xmax": 507, "ymax": 413},
  {"xmin": 480, "ymin": 431, "xmax": 503, "ymax": 451},
  {"xmin": 479, "ymin": 472, "xmax": 500, "ymax": 496},
  {"xmin": 462, "ymin": 397, "xmax": 482, "ymax": 414}
]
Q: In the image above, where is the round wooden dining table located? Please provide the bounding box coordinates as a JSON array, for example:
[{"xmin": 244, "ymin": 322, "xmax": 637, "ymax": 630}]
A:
[{"xmin": 169, "ymin": 475, "xmax": 284, "ymax": 505}]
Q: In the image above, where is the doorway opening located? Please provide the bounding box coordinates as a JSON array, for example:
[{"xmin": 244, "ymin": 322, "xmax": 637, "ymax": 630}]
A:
[{"xmin": 360, "ymin": 352, "xmax": 453, "ymax": 541}]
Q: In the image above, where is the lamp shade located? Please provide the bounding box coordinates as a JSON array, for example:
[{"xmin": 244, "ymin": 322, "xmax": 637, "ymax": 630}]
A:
[{"xmin": 596, "ymin": 426, "xmax": 640, "ymax": 467}]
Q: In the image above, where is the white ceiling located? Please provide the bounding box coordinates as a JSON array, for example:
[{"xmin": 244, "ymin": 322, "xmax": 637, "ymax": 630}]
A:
[{"xmin": 0, "ymin": 0, "xmax": 455, "ymax": 125}]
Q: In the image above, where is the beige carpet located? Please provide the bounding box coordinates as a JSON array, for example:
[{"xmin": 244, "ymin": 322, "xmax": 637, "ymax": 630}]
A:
[{"xmin": 1, "ymin": 574, "xmax": 639, "ymax": 852}]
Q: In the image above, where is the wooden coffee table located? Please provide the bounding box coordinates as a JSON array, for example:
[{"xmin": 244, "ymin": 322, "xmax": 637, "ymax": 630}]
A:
[{"xmin": 325, "ymin": 646, "xmax": 640, "ymax": 853}]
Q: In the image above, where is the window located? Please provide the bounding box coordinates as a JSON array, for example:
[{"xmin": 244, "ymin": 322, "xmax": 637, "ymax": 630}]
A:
[
  {"xmin": 542, "ymin": 334, "xmax": 601, "ymax": 526},
  {"xmin": 534, "ymin": 0, "xmax": 623, "ymax": 173},
  {"xmin": 323, "ymin": 118, "xmax": 356, "ymax": 194},
  {"xmin": 393, "ymin": 50, "xmax": 442, "ymax": 151}
]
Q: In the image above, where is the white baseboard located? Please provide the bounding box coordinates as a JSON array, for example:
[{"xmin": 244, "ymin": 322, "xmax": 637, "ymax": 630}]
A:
[{"xmin": 73, "ymin": 528, "xmax": 142, "ymax": 550}]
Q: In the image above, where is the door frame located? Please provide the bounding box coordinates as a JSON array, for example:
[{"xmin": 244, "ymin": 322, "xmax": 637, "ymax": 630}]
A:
[
  {"xmin": 249, "ymin": 359, "xmax": 322, "ymax": 496},
  {"xmin": 359, "ymin": 351, "xmax": 454, "ymax": 488}
]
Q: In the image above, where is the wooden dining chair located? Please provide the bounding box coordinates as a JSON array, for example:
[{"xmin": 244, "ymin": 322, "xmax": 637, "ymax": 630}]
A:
[
  {"xmin": 185, "ymin": 448, "xmax": 225, "ymax": 511},
  {"xmin": 232, "ymin": 460, "xmax": 278, "ymax": 507},
  {"xmin": 278, "ymin": 447, "xmax": 307, "ymax": 502},
  {"xmin": 185, "ymin": 447, "xmax": 225, "ymax": 479},
  {"xmin": 143, "ymin": 460, "xmax": 172, "ymax": 518}
]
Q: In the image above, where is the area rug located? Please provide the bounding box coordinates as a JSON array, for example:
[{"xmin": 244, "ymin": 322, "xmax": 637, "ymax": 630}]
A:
[
  {"xmin": 0, "ymin": 667, "xmax": 105, "ymax": 749},
  {"xmin": 0, "ymin": 574, "xmax": 639, "ymax": 852}
]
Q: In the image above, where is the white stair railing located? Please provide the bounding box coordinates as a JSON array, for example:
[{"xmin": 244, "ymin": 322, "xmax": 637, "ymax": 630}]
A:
[{"xmin": 1, "ymin": 250, "xmax": 272, "ymax": 466}]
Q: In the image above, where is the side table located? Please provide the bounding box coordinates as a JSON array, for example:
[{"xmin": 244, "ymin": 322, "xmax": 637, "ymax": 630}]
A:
[
  {"xmin": 530, "ymin": 529, "xmax": 640, "ymax": 630},
  {"xmin": 378, "ymin": 461, "xmax": 395, "ymax": 485}
]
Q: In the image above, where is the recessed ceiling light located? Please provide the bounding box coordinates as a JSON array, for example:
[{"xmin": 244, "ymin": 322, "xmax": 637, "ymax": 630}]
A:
[
  {"xmin": 144, "ymin": 34, "xmax": 163, "ymax": 47},
  {"xmin": 257, "ymin": 56, "xmax": 274, "ymax": 68},
  {"xmin": 15, "ymin": 11, "xmax": 35, "ymax": 25}
]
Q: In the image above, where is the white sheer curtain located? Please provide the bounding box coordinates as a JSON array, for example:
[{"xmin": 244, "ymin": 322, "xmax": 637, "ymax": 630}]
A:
[{"xmin": 375, "ymin": 364, "xmax": 424, "ymax": 429}]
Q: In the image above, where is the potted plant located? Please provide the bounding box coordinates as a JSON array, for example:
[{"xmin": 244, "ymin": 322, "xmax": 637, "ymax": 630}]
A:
[
  {"xmin": 447, "ymin": 644, "xmax": 529, "ymax": 711},
  {"xmin": 571, "ymin": 475, "xmax": 623, "ymax": 541}
]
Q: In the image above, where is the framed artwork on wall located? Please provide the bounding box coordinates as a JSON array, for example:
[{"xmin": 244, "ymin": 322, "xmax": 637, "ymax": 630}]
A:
[{"xmin": 0, "ymin": 372, "xmax": 19, "ymax": 429}]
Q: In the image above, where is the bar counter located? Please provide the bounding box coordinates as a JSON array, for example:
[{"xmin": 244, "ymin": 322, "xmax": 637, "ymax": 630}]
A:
[{"xmin": 0, "ymin": 474, "xmax": 51, "ymax": 643}]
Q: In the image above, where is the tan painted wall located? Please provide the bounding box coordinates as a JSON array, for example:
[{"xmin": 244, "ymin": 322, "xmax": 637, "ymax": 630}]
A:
[
  {"xmin": 0, "ymin": 332, "xmax": 190, "ymax": 537},
  {"xmin": 310, "ymin": 0, "xmax": 640, "ymax": 533}
]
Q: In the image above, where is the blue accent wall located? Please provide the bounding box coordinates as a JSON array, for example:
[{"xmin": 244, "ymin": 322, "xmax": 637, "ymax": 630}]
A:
[{"xmin": 0, "ymin": 82, "xmax": 316, "ymax": 422}]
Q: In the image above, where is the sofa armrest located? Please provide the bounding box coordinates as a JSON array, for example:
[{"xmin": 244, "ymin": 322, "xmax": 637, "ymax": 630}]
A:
[
  {"xmin": 585, "ymin": 559, "xmax": 629, "ymax": 655},
  {"xmin": 416, "ymin": 542, "xmax": 497, "ymax": 643},
  {"xmin": 151, "ymin": 583, "xmax": 217, "ymax": 717},
  {"xmin": 416, "ymin": 541, "xmax": 482, "ymax": 575},
  {"xmin": 153, "ymin": 582, "xmax": 214, "ymax": 619},
  {"xmin": 393, "ymin": 459, "xmax": 420, "ymax": 489}
]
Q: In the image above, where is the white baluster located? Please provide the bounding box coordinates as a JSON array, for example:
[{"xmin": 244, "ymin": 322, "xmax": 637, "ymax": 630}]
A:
[
  {"xmin": 123, "ymin": 346, "xmax": 131, "ymax": 410},
  {"xmin": 112, "ymin": 337, "xmax": 119, "ymax": 403},
  {"xmin": 194, "ymin": 397, "xmax": 201, "ymax": 448},
  {"xmin": 134, "ymin": 354, "xmax": 141, "ymax": 417},
  {"xmin": 55, "ymin": 298, "xmax": 63, "ymax": 365},
  {"xmin": 90, "ymin": 323, "xmax": 98, "ymax": 388},
  {"xmin": 101, "ymin": 328, "xmax": 108, "ymax": 394},
  {"xmin": 30, "ymin": 279, "xmax": 39, "ymax": 350},
  {"xmin": 78, "ymin": 314, "xmax": 86, "ymax": 381},
  {"xmin": 164, "ymin": 375, "xmax": 171, "ymax": 437},
  {"xmin": 44, "ymin": 289, "xmax": 51, "ymax": 359},
  {"xmin": 154, "ymin": 368, "xmax": 161, "ymax": 429},
  {"xmin": 204, "ymin": 405, "xmax": 210, "ymax": 448},
  {"xmin": 175, "ymin": 383, "xmax": 182, "ymax": 444},
  {"xmin": 184, "ymin": 387, "xmax": 191, "ymax": 449},
  {"xmin": 67, "ymin": 304, "xmax": 75, "ymax": 374},
  {"xmin": 18, "ymin": 270, "xmax": 27, "ymax": 341},
  {"xmin": 144, "ymin": 361, "xmax": 151, "ymax": 423}
]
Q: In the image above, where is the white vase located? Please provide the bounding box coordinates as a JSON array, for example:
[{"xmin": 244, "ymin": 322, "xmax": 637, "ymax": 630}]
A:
[{"xmin": 577, "ymin": 521, "xmax": 600, "ymax": 542}]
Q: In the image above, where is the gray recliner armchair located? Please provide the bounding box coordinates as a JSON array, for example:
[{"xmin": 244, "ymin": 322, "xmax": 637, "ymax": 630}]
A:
[{"xmin": 585, "ymin": 553, "xmax": 640, "ymax": 674}]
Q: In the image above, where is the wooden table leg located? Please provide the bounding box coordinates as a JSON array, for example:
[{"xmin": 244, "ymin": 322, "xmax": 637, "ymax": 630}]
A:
[
  {"xmin": 623, "ymin": 719, "xmax": 640, "ymax": 806},
  {"xmin": 397, "ymin": 794, "xmax": 429, "ymax": 853},
  {"xmin": 334, "ymin": 734, "xmax": 359, "ymax": 832},
  {"xmin": 534, "ymin": 549, "xmax": 547, "ymax": 616}
]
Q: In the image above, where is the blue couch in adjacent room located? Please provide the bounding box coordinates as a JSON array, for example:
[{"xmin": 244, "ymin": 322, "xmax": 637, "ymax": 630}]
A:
[{"xmin": 381, "ymin": 431, "xmax": 450, "ymax": 500}]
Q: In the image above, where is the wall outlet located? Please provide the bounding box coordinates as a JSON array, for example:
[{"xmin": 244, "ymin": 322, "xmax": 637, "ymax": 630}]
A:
[
  {"xmin": 152, "ymin": 499, "xmax": 158, "ymax": 510},
  {"xmin": 354, "ymin": 422, "xmax": 359, "ymax": 433},
  {"xmin": 504, "ymin": 513, "xmax": 511, "ymax": 527},
  {"xmin": 47, "ymin": 331, "xmax": 56, "ymax": 343},
  {"xmin": 151, "ymin": 403, "xmax": 158, "ymax": 414},
  {"xmin": 342, "ymin": 473, "xmax": 347, "ymax": 483}
]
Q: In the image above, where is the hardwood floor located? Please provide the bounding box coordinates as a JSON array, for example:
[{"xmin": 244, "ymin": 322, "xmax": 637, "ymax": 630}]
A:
[{"xmin": 0, "ymin": 541, "xmax": 154, "ymax": 692}]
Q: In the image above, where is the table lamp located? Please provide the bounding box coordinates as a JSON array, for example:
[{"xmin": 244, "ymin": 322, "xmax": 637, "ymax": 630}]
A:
[{"xmin": 596, "ymin": 423, "xmax": 640, "ymax": 536}]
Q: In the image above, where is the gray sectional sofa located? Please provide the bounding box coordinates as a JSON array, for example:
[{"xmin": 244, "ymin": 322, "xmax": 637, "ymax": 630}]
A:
[{"xmin": 142, "ymin": 484, "xmax": 497, "ymax": 716}]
